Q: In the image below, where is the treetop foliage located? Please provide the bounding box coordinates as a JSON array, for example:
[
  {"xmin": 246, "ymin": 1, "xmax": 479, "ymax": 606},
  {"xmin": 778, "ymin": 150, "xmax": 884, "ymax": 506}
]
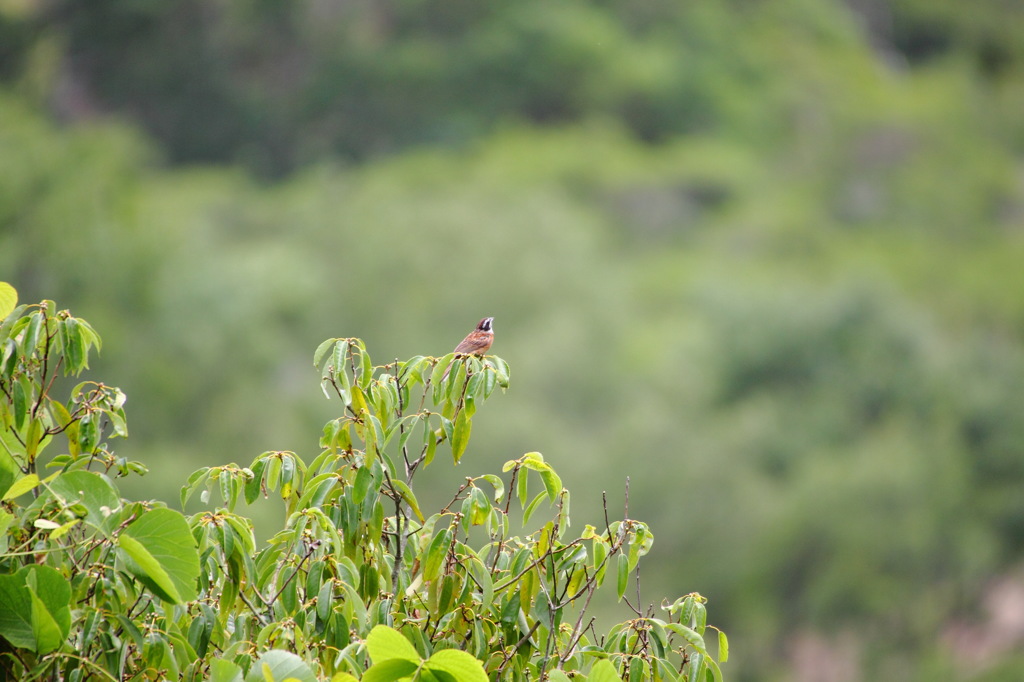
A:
[{"xmin": 0, "ymin": 286, "xmax": 727, "ymax": 681}]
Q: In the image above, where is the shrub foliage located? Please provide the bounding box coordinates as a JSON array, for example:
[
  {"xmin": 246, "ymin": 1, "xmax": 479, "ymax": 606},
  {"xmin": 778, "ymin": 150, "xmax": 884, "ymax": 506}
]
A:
[{"xmin": 0, "ymin": 285, "xmax": 726, "ymax": 681}]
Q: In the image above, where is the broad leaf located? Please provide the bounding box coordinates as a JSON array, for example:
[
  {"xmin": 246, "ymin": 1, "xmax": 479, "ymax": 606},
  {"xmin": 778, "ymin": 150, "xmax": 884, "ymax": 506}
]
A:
[
  {"xmin": 424, "ymin": 649, "xmax": 488, "ymax": 682},
  {"xmin": 117, "ymin": 507, "xmax": 200, "ymax": 603},
  {"xmin": 0, "ymin": 565, "xmax": 71, "ymax": 654},
  {"xmin": 0, "ymin": 282, "xmax": 16, "ymax": 319},
  {"xmin": 48, "ymin": 470, "xmax": 120, "ymax": 529},
  {"xmin": 209, "ymin": 658, "xmax": 244, "ymax": 682},
  {"xmin": 588, "ymin": 659, "xmax": 624, "ymax": 682},
  {"xmin": 243, "ymin": 649, "xmax": 318, "ymax": 682},
  {"xmin": 365, "ymin": 624, "xmax": 421, "ymax": 664},
  {"xmin": 362, "ymin": 658, "xmax": 419, "ymax": 682},
  {"xmin": 2, "ymin": 473, "xmax": 39, "ymax": 501},
  {"xmin": 451, "ymin": 408, "xmax": 471, "ymax": 464}
]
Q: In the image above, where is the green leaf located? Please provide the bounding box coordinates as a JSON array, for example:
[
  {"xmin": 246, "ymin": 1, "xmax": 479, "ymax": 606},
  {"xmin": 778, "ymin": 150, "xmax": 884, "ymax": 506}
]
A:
[
  {"xmin": 588, "ymin": 659, "xmax": 624, "ymax": 682},
  {"xmin": 362, "ymin": 658, "xmax": 419, "ymax": 682},
  {"xmin": 479, "ymin": 474, "xmax": 504, "ymax": 503},
  {"xmin": 424, "ymin": 649, "xmax": 488, "ymax": 682},
  {"xmin": 0, "ymin": 282, "xmax": 16, "ymax": 319},
  {"xmin": 522, "ymin": 491, "xmax": 547, "ymax": 526},
  {"xmin": 0, "ymin": 338, "xmax": 16, "ymax": 378},
  {"xmin": 245, "ymin": 458, "xmax": 267, "ymax": 504},
  {"xmin": 466, "ymin": 554, "xmax": 494, "ymax": 611},
  {"xmin": 491, "ymin": 357, "xmax": 510, "ymax": 388},
  {"xmin": 116, "ymin": 613, "xmax": 146, "ymax": 653},
  {"xmin": 684, "ymin": 652, "xmax": 704, "ymax": 682},
  {"xmin": 0, "ymin": 565, "xmax": 71, "ymax": 654},
  {"xmin": 118, "ymin": 535, "xmax": 180, "ymax": 602},
  {"xmin": 430, "ymin": 354, "xmax": 455, "ymax": 394},
  {"xmin": 266, "ymin": 455, "xmax": 282, "ymax": 493},
  {"xmin": 422, "ymin": 527, "xmax": 452, "ymax": 582},
  {"xmin": 451, "ymin": 408, "xmax": 471, "ymax": 464},
  {"xmin": 209, "ymin": 658, "xmax": 245, "ymax": 682},
  {"xmin": 314, "ymin": 338, "xmax": 338, "ymax": 369},
  {"xmin": 0, "ymin": 510, "xmax": 12, "ymax": 552},
  {"xmin": 333, "ymin": 339, "xmax": 352, "ymax": 399},
  {"xmin": 517, "ymin": 453, "xmax": 562, "ymax": 503},
  {"xmin": 353, "ymin": 464, "xmax": 373, "ymax": 504},
  {"xmin": 358, "ymin": 342, "xmax": 374, "ymax": 389},
  {"xmin": 117, "ymin": 508, "xmax": 200, "ymax": 603},
  {"xmin": 75, "ymin": 318, "xmax": 102, "ymax": 353},
  {"xmin": 391, "ymin": 478, "xmax": 424, "ymax": 523},
  {"xmin": 61, "ymin": 317, "xmax": 88, "ymax": 372},
  {"xmin": 331, "ymin": 674, "xmax": 361, "ymax": 682},
  {"xmin": 718, "ymin": 629, "xmax": 729, "ymax": 663},
  {"xmin": 468, "ymin": 487, "xmax": 489, "ymax": 526},
  {"xmin": 665, "ymin": 623, "xmax": 707, "ymax": 652},
  {"xmin": 539, "ymin": 468, "xmax": 562, "ymax": 504},
  {"xmin": 499, "ymin": 590, "xmax": 521, "ymax": 625},
  {"xmin": 77, "ymin": 411, "xmax": 99, "ymax": 454},
  {"xmin": 47, "ymin": 518, "xmax": 80, "ymax": 541},
  {"xmin": 705, "ymin": 655, "xmax": 724, "ymax": 682},
  {"xmin": 27, "ymin": 588, "xmax": 63, "ymax": 655},
  {"xmin": 11, "ymin": 376, "xmax": 28, "ymax": 430},
  {"xmin": 243, "ymin": 649, "xmax": 318, "ymax": 682},
  {"xmin": 21, "ymin": 311, "xmax": 42, "ymax": 356},
  {"xmin": 616, "ymin": 554, "xmax": 629, "ymax": 601},
  {"xmin": 516, "ymin": 465, "xmax": 529, "ymax": 508},
  {"xmin": 107, "ymin": 409, "xmax": 129, "ymax": 438},
  {"xmin": 48, "ymin": 470, "xmax": 120, "ymax": 529},
  {"xmin": 365, "ymin": 625, "xmax": 422, "ymax": 664},
  {"xmin": 2, "ymin": 473, "xmax": 39, "ymax": 501}
]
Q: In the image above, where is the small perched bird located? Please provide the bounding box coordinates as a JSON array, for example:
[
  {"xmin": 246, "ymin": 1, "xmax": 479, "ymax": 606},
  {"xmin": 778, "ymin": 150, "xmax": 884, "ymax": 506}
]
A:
[
  {"xmin": 443, "ymin": 317, "xmax": 494, "ymax": 380},
  {"xmin": 453, "ymin": 317, "xmax": 494, "ymax": 356}
]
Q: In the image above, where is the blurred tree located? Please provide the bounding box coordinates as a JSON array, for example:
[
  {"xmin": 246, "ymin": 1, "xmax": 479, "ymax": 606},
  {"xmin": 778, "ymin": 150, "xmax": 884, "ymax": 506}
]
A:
[{"xmin": 7, "ymin": 0, "xmax": 1020, "ymax": 175}]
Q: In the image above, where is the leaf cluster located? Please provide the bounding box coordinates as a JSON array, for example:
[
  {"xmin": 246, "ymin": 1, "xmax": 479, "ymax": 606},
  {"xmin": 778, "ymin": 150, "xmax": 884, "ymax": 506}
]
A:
[{"xmin": 0, "ymin": 289, "xmax": 727, "ymax": 681}]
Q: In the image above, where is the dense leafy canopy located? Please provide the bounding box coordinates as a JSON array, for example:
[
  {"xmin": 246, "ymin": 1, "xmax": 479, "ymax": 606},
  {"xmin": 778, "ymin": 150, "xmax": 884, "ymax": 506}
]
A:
[{"xmin": 0, "ymin": 294, "xmax": 725, "ymax": 680}]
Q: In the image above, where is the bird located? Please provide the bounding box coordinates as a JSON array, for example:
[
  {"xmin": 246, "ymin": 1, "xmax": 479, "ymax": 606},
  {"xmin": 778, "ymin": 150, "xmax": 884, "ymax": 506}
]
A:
[
  {"xmin": 453, "ymin": 317, "xmax": 494, "ymax": 356},
  {"xmin": 442, "ymin": 317, "xmax": 494, "ymax": 380}
]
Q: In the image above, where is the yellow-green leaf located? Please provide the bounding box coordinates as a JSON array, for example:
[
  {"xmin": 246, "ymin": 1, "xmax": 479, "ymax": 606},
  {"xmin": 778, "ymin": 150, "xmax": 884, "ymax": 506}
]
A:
[
  {"xmin": 0, "ymin": 283, "xmax": 16, "ymax": 320},
  {"xmin": 365, "ymin": 624, "xmax": 421, "ymax": 664},
  {"xmin": 3, "ymin": 474, "xmax": 39, "ymax": 501},
  {"xmin": 451, "ymin": 408, "xmax": 471, "ymax": 464}
]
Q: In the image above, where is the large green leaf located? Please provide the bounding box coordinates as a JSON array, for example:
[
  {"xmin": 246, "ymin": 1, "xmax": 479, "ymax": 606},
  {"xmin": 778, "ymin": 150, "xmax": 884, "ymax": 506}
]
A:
[
  {"xmin": 390, "ymin": 478, "xmax": 425, "ymax": 523},
  {"xmin": 48, "ymin": 470, "xmax": 120, "ymax": 529},
  {"xmin": 365, "ymin": 624, "xmax": 421, "ymax": 664},
  {"xmin": 424, "ymin": 649, "xmax": 488, "ymax": 682},
  {"xmin": 0, "ymin": 282, "xmax": 16, "ymax": 319},
  {"xmin": 313, "ymin": 337, "xmax": 339, "ymax": 369},
  {"xmin": 422, "ymin": 528, "xmax": 452, "ymax": 582},
  {"xmin": 362, "ymin": 658, "xmax": 419, "ymax": 682},
  {"xmin": 208, "ymin": 658, "xmax": 244, "ymax": 682},
  {"xmin": 0, "ymin": 565, "xmax": 71, "ymax": 654},
  {"xmin": 2, "ymin": 472, "xmax": 39, "ymax": 501},
  {"xmin": 0, "ymin": 451, "xmax": 18, "ymax": 500},
  {"xmin": 330, "ymin": 673, "xmax": 360, "ymax": 682},
  {"xmin": 117, "ymin": 507, "xmax": 200, "ymax": 603},
  {"xmin": 588, "ymin": 659, "xmax": 624, "ymax": 682},
  {"xmin": 243, "ymin": 649, "xmax": 318, "ymax": 682},
  {"xmin": 451, "ymin": 408, "xmax": 471, "ymax": 464}
]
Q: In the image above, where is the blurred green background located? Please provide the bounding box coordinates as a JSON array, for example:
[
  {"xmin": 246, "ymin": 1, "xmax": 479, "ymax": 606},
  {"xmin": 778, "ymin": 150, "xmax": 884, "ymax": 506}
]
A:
[{"xmin": 3, "ymin": 0, "xmax": 1024, "ymax": 679}]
